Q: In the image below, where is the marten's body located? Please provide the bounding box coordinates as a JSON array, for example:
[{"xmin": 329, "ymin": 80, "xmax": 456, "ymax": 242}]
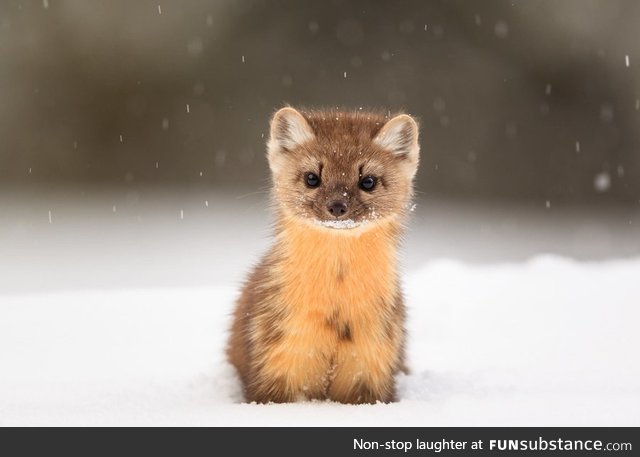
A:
[{"xmin": 227, "ymin": 107, "xmax": 420, "ymax": 404}]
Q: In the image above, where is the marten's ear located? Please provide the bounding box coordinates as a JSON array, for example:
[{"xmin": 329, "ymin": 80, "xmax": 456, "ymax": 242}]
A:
[
  {"xmin": 268, "ymin": 107, "xmax": 315, "ymax": 173},
  {"xmin": 373, "ymin": 114, "xmax": 420, "ymax": 177}
]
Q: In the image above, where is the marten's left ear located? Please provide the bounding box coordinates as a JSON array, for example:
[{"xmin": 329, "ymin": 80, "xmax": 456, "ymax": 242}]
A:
[
  {"xmin": 374, "ymin": 114, "xmax": 420, "ymax": 177},
  {"xmin": 268, "ymin": 107, "xmax": 315, "ymax": 174}
]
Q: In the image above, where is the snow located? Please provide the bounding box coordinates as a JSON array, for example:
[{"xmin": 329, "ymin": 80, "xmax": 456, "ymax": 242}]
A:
[
  {"xmin": 1, "ymin": 256, "xmax": 638, "ymax": 426},
  {"xmin": 0, "ymin": 191, "xmax": 638, "ymax": 426},
  {"xmin": 594, "ymin": 172, "xmax": 611, "ymax": 192},
  {"xmin": 494, "ymin": 21, "xmax": 509, "ymax": 39},
  {"xmin": 316, "ymin": 219, "xmax": 361, "ymax": 230}
]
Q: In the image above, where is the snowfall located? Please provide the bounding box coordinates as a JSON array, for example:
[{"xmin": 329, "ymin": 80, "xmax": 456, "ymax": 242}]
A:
[{"xmin": 1, "ymin": 189, "xmax": 639, "ymax": 426}]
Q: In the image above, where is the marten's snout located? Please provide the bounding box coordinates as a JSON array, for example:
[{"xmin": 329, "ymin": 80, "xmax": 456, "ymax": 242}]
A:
[{"xmin": 327, "ymin": 200, "xmax": 348, "ymax": 218}]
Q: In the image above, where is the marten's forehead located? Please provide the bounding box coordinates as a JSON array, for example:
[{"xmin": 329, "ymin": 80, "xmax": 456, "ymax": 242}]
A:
[
  {"xmin": 291, "ymin": 110, "xmax": 401, "ymax": 173},
  {"xmin": 303, "ymin": 110, "xmax": 389, "ymax": 141},
  {"xmin": 310, "ymin": 137, "xmax": 372, "ymax": 158},
  {"xmin": 296, "ymin": 142, "xmax": 392, "ymax": 176}
]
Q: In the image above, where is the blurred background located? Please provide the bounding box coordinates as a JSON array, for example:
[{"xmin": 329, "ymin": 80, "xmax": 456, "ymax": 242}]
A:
[{"xmin": 1, "ymin": 0, "xmax": 639, "ymax": 293}]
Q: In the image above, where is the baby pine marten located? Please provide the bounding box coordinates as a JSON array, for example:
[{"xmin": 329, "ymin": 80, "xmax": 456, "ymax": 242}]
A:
[{"xmin": 227, "ymin": 107, "xmax": 420, "ymax": 404}]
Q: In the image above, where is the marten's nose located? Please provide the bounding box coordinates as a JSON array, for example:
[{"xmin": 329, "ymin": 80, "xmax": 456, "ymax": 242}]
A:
[{"xmin": 327, "ymin": 200, "xmax": 348, "ymax": 218}]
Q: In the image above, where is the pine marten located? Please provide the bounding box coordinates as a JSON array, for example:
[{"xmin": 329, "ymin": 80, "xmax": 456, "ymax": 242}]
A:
[{"xmin": 227, "ymin": 106, "xmax": 420, "ymax": 404}]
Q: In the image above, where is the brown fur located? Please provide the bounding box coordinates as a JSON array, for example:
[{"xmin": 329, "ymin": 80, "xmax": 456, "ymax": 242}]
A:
[{"xmin": 227, "ymin": 107, "xmax": 420, "ymax": 404}]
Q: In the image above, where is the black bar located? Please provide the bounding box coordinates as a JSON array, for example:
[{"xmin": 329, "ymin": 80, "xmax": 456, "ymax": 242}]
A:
[{"xmin": 1, "ymin": 427, "xmax": 637, "ymax": 456}]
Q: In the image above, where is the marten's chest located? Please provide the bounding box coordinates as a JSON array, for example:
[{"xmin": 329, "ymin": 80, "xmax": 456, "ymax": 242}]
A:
[
  {"xmin": 253, "ymin": 219, "xmax": 403, "ymax": 397},
  {"xmin": 276, "ymin": 220, "xmax": 399, "ymax": 326}
]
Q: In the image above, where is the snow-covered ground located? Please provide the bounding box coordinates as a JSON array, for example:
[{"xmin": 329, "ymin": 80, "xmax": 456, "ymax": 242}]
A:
[{"xmin": 0, "ymin": 189, "xmax": 639, "ymax": 426}]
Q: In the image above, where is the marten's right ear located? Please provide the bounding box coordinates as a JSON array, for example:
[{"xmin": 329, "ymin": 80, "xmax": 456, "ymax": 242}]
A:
[{"xmin": 267, "ymin": 107, "xmax": 315, "ymax": 173}]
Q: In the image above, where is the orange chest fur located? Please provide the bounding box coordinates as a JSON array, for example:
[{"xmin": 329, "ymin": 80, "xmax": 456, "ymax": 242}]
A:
[{"xmin": 275, "ymin": 219, "xmax": 399, "ymax": 325}]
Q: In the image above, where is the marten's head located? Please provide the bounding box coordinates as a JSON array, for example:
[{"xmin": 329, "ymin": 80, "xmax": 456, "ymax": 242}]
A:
[{"xmin": 267, "ymin": 107, "xmax": 420, "ymax": 231}]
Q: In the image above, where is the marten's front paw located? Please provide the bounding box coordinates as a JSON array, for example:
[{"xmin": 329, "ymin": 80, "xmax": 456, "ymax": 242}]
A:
[
  {"xmin": 328, "ymin": 380, "xmax": 395, "ymax": 404},
  {"xmin": 245, "ymin": 377, "xmax": 295, "ymax": 404}
]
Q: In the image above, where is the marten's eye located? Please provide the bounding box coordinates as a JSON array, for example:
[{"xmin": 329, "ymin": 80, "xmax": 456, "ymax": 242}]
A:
[
  {"xmin": 359, "ymin": 176, "xmax": 377, "ymax": 191},
  {"xmin": 305, "ymin": 172, "xmax": 320, "ymax": 188}
]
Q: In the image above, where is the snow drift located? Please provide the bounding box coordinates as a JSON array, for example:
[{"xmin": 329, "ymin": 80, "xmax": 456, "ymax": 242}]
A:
[{"xmin": 1, "ymin": 256, "xmax": 638, "ymax": 426}]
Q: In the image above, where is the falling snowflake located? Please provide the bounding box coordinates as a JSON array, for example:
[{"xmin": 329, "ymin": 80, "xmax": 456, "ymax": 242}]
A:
[{"xmin": 594, "ymin": 172, "xmax": 611, "ymax": 192}]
